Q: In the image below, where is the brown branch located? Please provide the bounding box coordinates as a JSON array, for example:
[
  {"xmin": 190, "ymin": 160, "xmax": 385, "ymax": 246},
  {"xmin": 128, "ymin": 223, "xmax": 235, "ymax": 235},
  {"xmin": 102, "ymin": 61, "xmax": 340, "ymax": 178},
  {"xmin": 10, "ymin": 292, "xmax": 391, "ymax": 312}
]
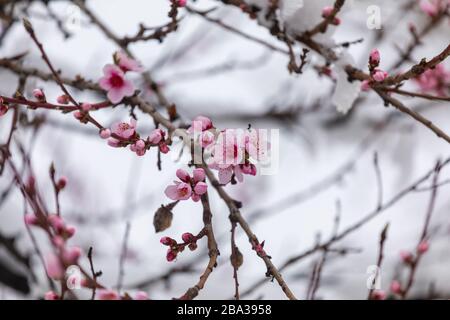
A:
[
  {"xmin": 202, "ymin": 165, "xmax": 297, "ymax": 300},
  {"xmin": 179, "ymin": 192, "xmax": 219, "ymax": 300}
]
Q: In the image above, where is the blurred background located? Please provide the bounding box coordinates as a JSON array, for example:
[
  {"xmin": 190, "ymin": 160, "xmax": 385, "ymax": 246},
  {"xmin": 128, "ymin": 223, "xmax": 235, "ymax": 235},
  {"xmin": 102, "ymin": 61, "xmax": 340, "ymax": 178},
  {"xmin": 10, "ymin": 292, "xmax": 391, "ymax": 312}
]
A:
[{"xmin": 0, "ymin": 0, "xmax": 449, "ymax": 299}]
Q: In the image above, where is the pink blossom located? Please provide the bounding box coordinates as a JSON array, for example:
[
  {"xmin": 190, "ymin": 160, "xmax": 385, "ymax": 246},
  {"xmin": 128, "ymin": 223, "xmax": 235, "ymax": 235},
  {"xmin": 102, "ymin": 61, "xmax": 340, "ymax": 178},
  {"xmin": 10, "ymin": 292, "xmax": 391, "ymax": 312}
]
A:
[
  {"xmin": 417, "ymin": 240, "xmax": 429, "ymax": 254},
  {"xmin": 99, "ymin": 128, "xmax": 111, "ymax": 139},
  {"xmin": 134, "ymin": 291, "xmax": 149, "ymax": 300},
  {"xmin": 97, "ymin": 289, "xmax": 120, "ymax": 300},
  {"xmin": 414, "ymin": 63, "xmax": 450, "ymax": 96},
  {"xmin": 114, "ymin": 51, "xmax": 143, "ymax": 73},
  {"xmin": 191, "ymin": 115, "xmax": 213, "ymax": 131},
  {"xmin": 45, "ymin": 253, "xmax": 64, "ymax": 280},
  {"xmin": 390, "ymin": 280, "xmax": 402, "ymax": 294},
  {"xmin": 111, "ymin": 119, "xmax": 137, "ymax": 139},
  {"xmin": 165, "ymin": 168, "xmax": 207, "ymax": 201},
  {"xmin": 372, "ymin": 69, "xmax": 388, "ymax": 82},
  {"xmin": 99, "ymin": 64, "xmax": 135, "ymax": 104},
  {"xmin": 419, "ymin": 0, "xmax": 447, "ymax": 16},
  {"xmin": 0, "ymin": 103, "xmax": 8, "ymax": 117},
  {"xmin": 44, "ymin": 291, "xmax": 59, "ymax": 300},
  {"xmin": 57, "ymin": 95, "xmax": 69, "ymax": 105},
  {"xmin": 165, "ymin": 182, "xmax": 192, "ymax": 201}
]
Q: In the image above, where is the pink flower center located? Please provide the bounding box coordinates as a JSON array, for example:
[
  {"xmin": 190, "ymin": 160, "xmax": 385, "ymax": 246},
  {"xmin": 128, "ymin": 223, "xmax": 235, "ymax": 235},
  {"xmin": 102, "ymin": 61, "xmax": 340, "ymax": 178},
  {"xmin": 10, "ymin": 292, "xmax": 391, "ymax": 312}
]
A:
[
  {"xmin": 110, "ymin": 73, "xmax": 124, "ymax": 88},
  {"xmin": 179, "ymin": 186, "xmax": 189, "ymax": 196}
]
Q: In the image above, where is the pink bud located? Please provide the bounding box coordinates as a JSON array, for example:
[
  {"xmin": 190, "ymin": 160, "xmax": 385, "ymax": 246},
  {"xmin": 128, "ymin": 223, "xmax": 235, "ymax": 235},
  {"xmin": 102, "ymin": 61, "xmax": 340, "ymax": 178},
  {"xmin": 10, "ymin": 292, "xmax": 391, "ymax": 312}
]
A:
[
  {"xmin": 24, "ymin": 214, "xmax": 38, "ymax": 226},
  {"xmin": 181, "ymin": 232, "xmax": 195, "ymax": 243},
  {"xmin": 52, "ymin": 236, "xmax": 65, "ymax": 248},
  {"xmin": 194, "ymin": 182, "xmax": 208, "ymax": 195},
  {"xmin": 177, "ymin": 0, "xmax": 187, "ymax": 7},
  {"xmin": 65, "ymin": 225, "xmax": 76, "ymax": 238},
  {"xmin": 176, "ymin": 169, "xmax": 191, "ymax": 182},
  {"xmin": 390, "ymin": 280, "xmax": 402, "ymax": 294},
  {"xmin": 166, "ymin": 249, "xmax": 177, "ymax": 262},
  {"xmin": 160, "ymin": 236, "xmax": 175, "ymax": 246},
  {"xmin": 100, "ymin": 129, "xmax": 111, "ymax": 139},
  {"xmin": 322, "ymin": 6, "xmax": 334, "ymax": 17},
  {"xmin": 0, "ymin": 104, "xmax": 8, "ymax": 117},
  {"xmin": 400, "ymin": 250, "xmax": 413, "ymax": 263},
  {"xmin": 417, "ymin": 240, "xmax": 429, "ymax": 254},
  {"xmin": 371, "ymin": 290, "xmax": 386, "ymax": 300},
  {"xmin": 372, "ymin": 69, "xmax": 388, "ymax": 82},
  {"xmin": 241, "ymin": 164, "xmax": 257, "ymax": 176},
  {"xmin": 48, "ymin": 214, "xmax": 65, "ymax": 232},
  {"xmin": 97, "ymin": 289, "xmax": 120, "ymax": 300},
  {"xmin": 44, "ymin": 291, "xmax": 59, "ymax": 300},
  {"xmin": 193, "ymin": 168, "xmax": 205, "ymax": 183},
  {"xmin": 135, "ymin": 139, "xmax": 146, "ymax": 150},
  {"xmin": 369, "ymin": 49, "xmax": 380, "ymax": 65},
  {"xmin": 57, "ymin": 95, "xmax": 70, "ymax": 105},
  {"xmin": 193, "ymin": 116, "xmax": 213, "ymax": 131},
  {"xmin": 57, "ymin": 176, "xmax": 67, "ymax": 189},
  {"xmin": 45, "ymin": 253, "xmax": 64, "ymax": 280},
  {"xmin": 73, "ymin": 111, "xmax": 83, "ymax": 120},
  {"xmin": 33, "ymin": 88, "xmax": 45, "ymax": 100},
  {"xmin": 134, "ymin": 291, "xmax": 149, "ymax": 300},
  {"xmin": 63, "ymin": 246, "xmax": 82, "ymax": 264},
  {"xmin": 107, "ymin": 138, "xmax": 120, "ymax": 148},
  {"xmin": 81, "ymin": 103, "xmax": 92, "ymax": 112},
  {"xmin": 361, "ymin": 80, "xmax": 371, "ymax": 91},
  {"xmin": 159, "ymin": 143, "xmax": 170, "ymax": 154},
  {"xmin": 148, "ymin": 129, "xmax": 164, "ymax": 144}
]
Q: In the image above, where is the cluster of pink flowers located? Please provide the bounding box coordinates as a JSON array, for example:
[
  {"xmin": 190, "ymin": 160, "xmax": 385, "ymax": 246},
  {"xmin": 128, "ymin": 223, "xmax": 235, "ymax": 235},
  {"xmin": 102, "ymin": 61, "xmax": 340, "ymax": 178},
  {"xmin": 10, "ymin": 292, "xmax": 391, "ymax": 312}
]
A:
[
  {"xmin": 160, "ymin": 232, "xmax": 199, "ymax": 262},
  {"xmin": 414, "ymin": 63, "xmax": 450, "ymax": 96},
  {"xmin": 208, "ymin": 128, "xmax": 260, "ymax": 185},
  {"xmin": 321, "ymin": 6, "xmax": 341, "ymax": 25},
  {"xmin": 419, "ymin": 0, "xmax": 449, "ymax": 17},
  {"xmin": 100, "ymin": 118, "xmax": 169, "ymax": 156},
  {"xmin": 99, "ymin": 51, "xmax": 142, "ymax": 104},
  {"xmin": 361, "ymin": 49, "xmax": 389, "ymax": 91},
  {"xmin": 165, "ymin": 168, "xmax": 208, "ymax": 202}
]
